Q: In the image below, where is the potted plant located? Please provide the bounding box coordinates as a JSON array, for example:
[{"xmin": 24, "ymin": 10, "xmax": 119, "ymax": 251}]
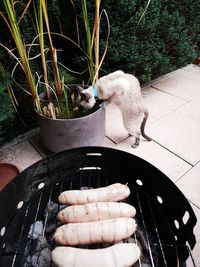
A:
[{"xmin": 0, "ymin": 0, "xmax": 109, "ymax": 152}]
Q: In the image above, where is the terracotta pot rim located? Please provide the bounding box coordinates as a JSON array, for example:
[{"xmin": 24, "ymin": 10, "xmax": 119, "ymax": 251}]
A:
[
  {"xmin": 0, "ymin": 163, "xmax": 20, "ymax": 191},
  {"xmin": 0, "ymin": 162, "xmax": 20, "ymax": 172}
]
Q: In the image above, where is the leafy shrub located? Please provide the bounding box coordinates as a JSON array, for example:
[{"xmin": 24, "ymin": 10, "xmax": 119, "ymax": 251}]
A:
[
  {"xmin": 99, "ymin": 0, "xmax": 200, "ymax": 82},
  {"xmin": 51, "ymin": 0, "xmax": 200, "ymax": 83},
  {"xmin": 0, "ymin": 65, "xmax": 14, "ymax": 146}
]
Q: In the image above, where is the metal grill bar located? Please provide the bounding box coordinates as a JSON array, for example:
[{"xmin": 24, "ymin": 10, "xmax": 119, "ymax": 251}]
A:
[
  {"xmin": 35, "ymin": 185, "xmax": 54, "ymax": 267},
  {"xmin": 23, "ymin": 189, "xmax": 44, "ymax": 267},
  {"xmin": 133, "ymin": 232, "xmax": 142, "ymax": 267},
  {"xmin": 135, "ymin": 190, "xmax": 156, "ymax": 267},
  {"xmin": 11, "ymin": 205, "xmax": 30, "ymax": 267},
  {"xmin": 146, "ymin": 196, "xmax": 170, "ymax": 266}
]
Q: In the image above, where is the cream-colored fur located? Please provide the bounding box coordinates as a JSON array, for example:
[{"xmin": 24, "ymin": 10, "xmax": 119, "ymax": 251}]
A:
[{"xmin": 78, "ymin": 70, "xmax": 151, "ymax": 147}]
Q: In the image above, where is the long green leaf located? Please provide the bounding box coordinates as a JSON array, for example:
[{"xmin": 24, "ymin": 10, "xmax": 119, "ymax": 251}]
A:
[
  {"xmin": 41, "ymin": 0, "xmax": 62, "ymax": 96},
  {"xmin": 33, "ymin": 0, "xmax": 50, "ymax": 99},
  {"xmin": 81, "ymin": 0, "xmax": 94, "ymax": 84},
  {"xmin": 1, "ymin": 0, "xmax": 41, "ymax": 112}
]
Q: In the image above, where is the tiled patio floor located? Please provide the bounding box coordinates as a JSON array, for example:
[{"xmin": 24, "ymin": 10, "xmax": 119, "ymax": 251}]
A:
[{"xmin": 0, "ymin": 64, "xmax": 200, "ymax": 266}]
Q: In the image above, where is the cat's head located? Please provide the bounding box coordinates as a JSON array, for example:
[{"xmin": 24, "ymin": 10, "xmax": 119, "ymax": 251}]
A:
[{"xmin": 75, "ymin": 85, "xmax": 96, "ymax": 110}]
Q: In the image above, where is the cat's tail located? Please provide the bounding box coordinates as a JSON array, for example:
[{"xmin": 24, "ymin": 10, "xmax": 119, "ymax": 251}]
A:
[{"xmin": 141, "ymin": 109, "xmax": 152, "ymax": 141}]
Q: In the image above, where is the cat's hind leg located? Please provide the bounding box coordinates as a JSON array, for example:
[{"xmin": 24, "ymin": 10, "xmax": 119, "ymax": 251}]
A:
[
  {"xmin": 131, "ymin": 133, "xmax": 141, "ymax": 148},
  {"xmin": 123, "ymin": 113, "xmax": 144, "ymax": 148}
]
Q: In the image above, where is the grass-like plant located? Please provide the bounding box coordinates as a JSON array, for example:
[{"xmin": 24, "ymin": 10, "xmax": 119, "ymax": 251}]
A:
[
  {"xmin": 0, "ymin": 0, "xmax": 78, "ymax": 119},
  {"xmin": 81, "ymin": 0, "xmax": 110, "ymax": 85},
  {"xmin": 0, "ymin": 0, "xmax": 151, "ymax": 120},
  {"xmin": 0, "ymin": 0, "xmax": 41, "ymax": 112}
]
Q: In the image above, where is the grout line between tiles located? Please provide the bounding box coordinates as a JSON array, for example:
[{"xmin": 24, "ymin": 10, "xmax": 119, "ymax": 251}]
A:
[
  {"xmin": 188, "ymin": 199, "xmax": 200, "ymax": 210},
  {"xmin": 105, "ymin": 135, "xmax": 129, "ymax": 145},
  {"xmin": 149, "ymin": 138, "xmax": 194, "ymax": 167},
  {"xmin": 150, "ymin": 85, "xmax": 188, "ymax": 101}
]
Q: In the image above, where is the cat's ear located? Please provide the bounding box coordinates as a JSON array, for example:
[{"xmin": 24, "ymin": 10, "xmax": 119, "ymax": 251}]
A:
[
  {"xmin": 73, "ymin": 85, "xmax": 84, "ymax": 103},
  {"xmin": 80, "ymin": 92, "xmax": 91, "ymax": 102}
]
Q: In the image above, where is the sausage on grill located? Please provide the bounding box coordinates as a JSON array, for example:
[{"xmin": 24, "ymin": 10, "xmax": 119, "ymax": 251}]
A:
[
  {"xmin": 54, "ymin": 218, "xmax": 137, "ymax": 245},
  {"xmin": 58, "ymin": 183, "xmax": 130, "ymax": 205},
  {"xmin": 57, "ymin": 202, "xmax": 136, "ymax": 223},
  {"xmin": 51, "ymin": 243, "xmax": 141, "ymax": 267}
]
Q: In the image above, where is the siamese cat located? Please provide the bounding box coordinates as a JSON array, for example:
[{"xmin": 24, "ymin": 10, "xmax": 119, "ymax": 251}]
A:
[{"xmin": 76, "ymin": 70, "xmax": 151, "ymax": 147}]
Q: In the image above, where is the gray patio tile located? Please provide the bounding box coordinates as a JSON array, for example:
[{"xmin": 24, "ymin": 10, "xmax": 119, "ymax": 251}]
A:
[
  {"xmin": 29, "ymin": 134, "xmax": 53, "ymax": 158},
  {"xmin": 151, "ymin": 65, "xmax": 200, "ymax": 101},
  {"xmin": 100, "ymin": 137, "xmax": 116, "ymax": 148},
  {"xmin": 147, "ymin": 111, "xmax": 200, "ymax": 165},
  {"xmin": 0, "ymin": 141, "xmax": 42, "ymax": 172},
  {"xmin": 105, "ymin": 103, "xmax": 129, "ymax": 143},
  {"xmin": 141, "ymin": 64, "xmax": 197, "ymax": 89},
  {"xmin": 176, "ymin": 162, "xmax": 200, "ymax": 208},
  {"xmin": 29, "ymin": 134, "xmax": 115, "ymax": 157},
  {"xmin": 177, "ymin": 98, "xmax": 200, "ymax": 123},
  {"xmin": 116, "ymin": 137, "xmax": 191, "ymax": 182},
  {"xmin": 180, "ymin": 64, "xmax": 200, "ymax": 82},
  {"xmin": 187, "ymin": 204, "xmax": 200, "ymax": 267},
  {"xmin": 143, "ymin": 86, "xmax": 186, "ymax": 119}
]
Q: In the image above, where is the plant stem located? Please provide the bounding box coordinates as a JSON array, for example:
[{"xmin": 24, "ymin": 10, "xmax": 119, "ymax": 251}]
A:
[
  {"xmin": 94, "ymin": 0, "xmax": 101, "ymax": 83},
  {"xmin": 81, "ymin": 0, "xmax": 94, "ymax": 84}
]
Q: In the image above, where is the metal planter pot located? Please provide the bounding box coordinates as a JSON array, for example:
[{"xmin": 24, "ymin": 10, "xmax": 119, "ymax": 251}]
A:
[{"xmin": 35, "ymin": 105, "xmax": 105, "ymax": 153}]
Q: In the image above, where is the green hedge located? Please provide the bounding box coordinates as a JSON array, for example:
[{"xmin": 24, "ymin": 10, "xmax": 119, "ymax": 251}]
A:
[
  {"xmin": 98, "ymin": 0, "xmax": 200, "ymax": 82},
  {"xmin": 56, "ymin": 0, "xmax": 200, "ymax": 83},
  {"xmin": 1, "ymin": 0, "xmax": 200, "ymax": 83},
  {"xmin": 0, "ymin": 0, "xmax": 200, "ymax": 146}
]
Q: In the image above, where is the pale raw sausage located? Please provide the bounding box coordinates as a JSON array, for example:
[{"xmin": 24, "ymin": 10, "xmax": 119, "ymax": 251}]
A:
[
  {"xmin": 58, "ymin": 183, "xmax": 130, "ymax": 205},
  {"xmin": 51, "ymin": 243, "xmax": 141, "ymax": 267},
  {"xmin": 54, "ymin": 218, "xmax": 137, "ymax": 245},
  {"xmin": 57, "ymin": 202, "xmax": 136, "ymax": 223}
]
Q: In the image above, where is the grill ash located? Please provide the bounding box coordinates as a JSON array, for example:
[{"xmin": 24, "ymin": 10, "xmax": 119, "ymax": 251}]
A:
[{"xmin": 24, "ymin": 201, "xmax": 64, "ymax": 267}]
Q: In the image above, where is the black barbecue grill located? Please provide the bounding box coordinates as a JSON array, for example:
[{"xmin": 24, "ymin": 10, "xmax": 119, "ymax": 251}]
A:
[{"xmin": 0, "ymin": 147, "xmax": 197, "ymax": 267}]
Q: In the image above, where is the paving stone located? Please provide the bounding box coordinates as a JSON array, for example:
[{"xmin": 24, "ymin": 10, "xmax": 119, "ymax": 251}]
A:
[
  {"xmin": 143, "ymin": 86, "xmax": 186, "ymax": 119},
  {"xmin": 141, "ymin": 64, "xmax": 196, "ymax": 89},
  {"xmin": 100, "ymin": 137, "xmax": 116, "ymax": 148},
  {"xmin": 176, "ymin": 162, "xmax": 200, "ymax": 208},
  {"xmin": 180, "ymin": 64, "xmax": 200, "ymax": 83},
  {"xmin": 105, "ymin": 103, "xmax": 129, "ymax": 143},
  {"xmin": 29, "ymin": 135, "xmax": 53, "ymax": 158},
  {"xmin": 177, "ymin": 98, "xmax": 200, "ymax": 123},
  {"xmin": 0, "ymin": 128, "xmax": 39, "ymax": 151},
  {"xmin": 116, "ymin": 137, "xmax": 191, "ymax": 182},
  {"xmin": 151, "ymin": 65, "xmax": 200, "ymax": 101},
  {"xmin": 0, "ymin": 141, "xmax": 42, "ymax": 172},
  {"xmin": 29, "ymin": 134, "xmax": 116, "ymax": 157},
  {"xmin": 147, "ymin": 111, "xmax": 200, "ymax": 165}
]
